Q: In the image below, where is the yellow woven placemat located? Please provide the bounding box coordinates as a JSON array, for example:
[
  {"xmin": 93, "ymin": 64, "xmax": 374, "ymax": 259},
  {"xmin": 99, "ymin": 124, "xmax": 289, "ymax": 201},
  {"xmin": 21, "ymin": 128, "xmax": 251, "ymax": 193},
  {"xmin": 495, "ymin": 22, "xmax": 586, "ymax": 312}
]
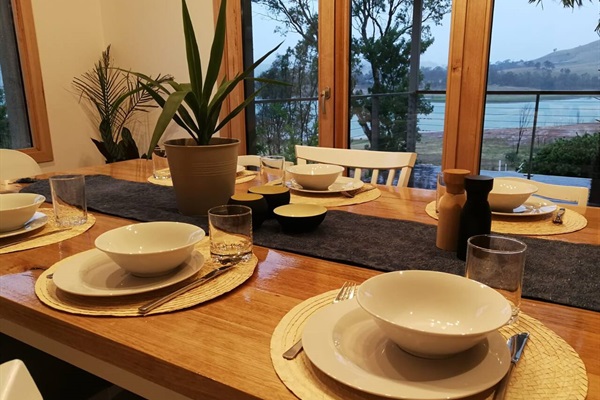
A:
[
  {"xmin": 425, "ymin": 201, "xmax": 587, "ymax": 236},
  {"xmin": 34, "ymin": 239, "xmax": 257, "ymax": 317},
  {"xmin": 0, "ymin": 209, "xmax": 96, "ymax": 254},
  {"xmin": 271, "ymin": 290, "xmax": 587, "ymax": 400},
  {"xmin": 290, "ymin": 184, "xmax": 381, "ymax": 207},
  {"xmin": 147, "ymin": 170, "xmax": 258, "ymax": 186}
]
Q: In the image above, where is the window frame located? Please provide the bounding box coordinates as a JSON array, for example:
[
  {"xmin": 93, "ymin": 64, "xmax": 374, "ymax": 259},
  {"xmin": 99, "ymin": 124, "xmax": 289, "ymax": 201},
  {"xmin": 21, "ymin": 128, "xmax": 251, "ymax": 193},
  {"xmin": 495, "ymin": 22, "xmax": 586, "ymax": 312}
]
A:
[
  {"xmin": 226, "ymin": 0, "xmax": 493, "ymax": 175},
  {"xmin": 7, "ymin": 0, "xmax": 53, "ymax": 162}
]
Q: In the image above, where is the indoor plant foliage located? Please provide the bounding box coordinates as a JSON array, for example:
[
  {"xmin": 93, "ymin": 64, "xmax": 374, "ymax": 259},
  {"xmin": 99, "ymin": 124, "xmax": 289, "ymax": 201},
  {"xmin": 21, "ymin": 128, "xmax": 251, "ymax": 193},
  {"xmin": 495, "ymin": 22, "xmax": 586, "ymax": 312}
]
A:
[
  {"xmin": 136, "ymin": 0, "xmax": 283, "ymax": 156},
  {"xmin": 73, "ymin": 46, "xmax": 169, "ymax": 163},
  {"xmin": 129, "ymin": 0, "xmax": 284, "ymax": 215}
]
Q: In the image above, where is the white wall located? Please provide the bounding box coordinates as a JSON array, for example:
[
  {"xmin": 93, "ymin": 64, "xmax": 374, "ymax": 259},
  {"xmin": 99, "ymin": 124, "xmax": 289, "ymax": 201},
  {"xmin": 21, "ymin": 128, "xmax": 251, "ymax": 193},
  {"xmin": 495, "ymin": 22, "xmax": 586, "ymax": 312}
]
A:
[{"xmin": 32, "ymin": 0, "xmax": 215, "ymax": 172}]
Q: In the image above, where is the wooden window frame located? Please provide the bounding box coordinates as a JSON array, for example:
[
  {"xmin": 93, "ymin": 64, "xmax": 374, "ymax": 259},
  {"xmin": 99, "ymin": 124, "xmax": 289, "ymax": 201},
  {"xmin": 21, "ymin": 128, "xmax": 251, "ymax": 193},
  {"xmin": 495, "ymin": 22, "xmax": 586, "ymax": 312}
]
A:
[
  {"xmin": 225, "ymin": 0, "xmax": 493, "ymax": 171},
  {"xmin": 9, "ymin": 0, "xmax": 53, "ymax": 162}
]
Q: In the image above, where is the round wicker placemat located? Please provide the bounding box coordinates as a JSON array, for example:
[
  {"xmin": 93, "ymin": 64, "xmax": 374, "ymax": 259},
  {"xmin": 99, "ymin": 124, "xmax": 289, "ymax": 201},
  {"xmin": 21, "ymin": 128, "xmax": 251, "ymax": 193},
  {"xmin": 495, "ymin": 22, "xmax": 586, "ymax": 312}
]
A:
[
  {"xmin": 0, "ymin": 209, "xmax": 96, "ymax": 254},
  {"xmin": 425, "ymin": 201, "xmax": 587, "ymax": 236},
  {"xmin": 271, "ymin": 290, "xmax": 587, "ymax": 400},
  {"xmin": 290, "ymin": 185, "xmax": 381, "ymax": 207},
  {"xmin": 35, "ymin": 239, "xmax": 257, "ymax": 317},
  {"xmin": 147, "ymin": 170, "xmax": 258, "ymax": 186}
]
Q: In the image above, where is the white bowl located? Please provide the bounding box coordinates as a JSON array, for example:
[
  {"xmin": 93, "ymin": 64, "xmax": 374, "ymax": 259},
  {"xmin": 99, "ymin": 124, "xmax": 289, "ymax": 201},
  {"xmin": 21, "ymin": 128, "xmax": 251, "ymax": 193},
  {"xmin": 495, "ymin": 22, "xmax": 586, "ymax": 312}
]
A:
[
  {"xmin": 488, "ymin": 178, "xmax": 538, "ymax": 212},
  {"xmin": 0, "ymin": 193, "xmax": 46, "ymax": 232},
  {"xmin": 357, "ymin": 270, "xmax": 512, "ymax": 358},
  {"xmin": 95, "ymin": 222, "xmax": 205, "ymax": 277},
  {"xmin": 286, "ymin": 164, "xmax": 344, "ymax": 190}
]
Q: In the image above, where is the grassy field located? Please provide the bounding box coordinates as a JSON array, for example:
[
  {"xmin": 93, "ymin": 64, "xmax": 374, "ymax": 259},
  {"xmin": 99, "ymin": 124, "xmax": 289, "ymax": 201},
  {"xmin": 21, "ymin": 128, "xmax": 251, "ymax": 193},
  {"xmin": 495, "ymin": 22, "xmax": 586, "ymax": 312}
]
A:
[{"xmin": 351, "ymin": 122, "xmax": 599, "ymax": 173}]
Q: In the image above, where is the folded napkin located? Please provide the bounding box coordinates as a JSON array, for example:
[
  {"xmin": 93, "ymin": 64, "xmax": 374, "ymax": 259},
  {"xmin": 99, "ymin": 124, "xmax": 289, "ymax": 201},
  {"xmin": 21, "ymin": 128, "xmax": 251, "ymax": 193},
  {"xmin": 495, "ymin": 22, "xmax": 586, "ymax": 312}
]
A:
[{"xmin": 22, "ymin": 175, "xmax": 600, "ymax": 312}]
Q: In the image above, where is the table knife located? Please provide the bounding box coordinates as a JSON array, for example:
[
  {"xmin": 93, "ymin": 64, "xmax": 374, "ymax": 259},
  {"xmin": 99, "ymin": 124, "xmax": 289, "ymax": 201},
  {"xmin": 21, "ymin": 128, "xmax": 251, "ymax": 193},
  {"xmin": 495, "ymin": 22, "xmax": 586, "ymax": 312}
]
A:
[
  {"xmin": 494, "ymin": 332, "xmax": 530, "ymax": 399},
  {"xmin": 138, "ymin": 263, "xmax": 236, "ymax": 315}
]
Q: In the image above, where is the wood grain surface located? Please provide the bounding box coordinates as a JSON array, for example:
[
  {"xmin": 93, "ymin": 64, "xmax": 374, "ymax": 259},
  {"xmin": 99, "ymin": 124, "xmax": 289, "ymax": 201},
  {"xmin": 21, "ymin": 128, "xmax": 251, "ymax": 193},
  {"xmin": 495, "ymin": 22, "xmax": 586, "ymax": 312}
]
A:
[{"xmin": 1, "ymin": 159, "xmax": 598, "ymax": 400}]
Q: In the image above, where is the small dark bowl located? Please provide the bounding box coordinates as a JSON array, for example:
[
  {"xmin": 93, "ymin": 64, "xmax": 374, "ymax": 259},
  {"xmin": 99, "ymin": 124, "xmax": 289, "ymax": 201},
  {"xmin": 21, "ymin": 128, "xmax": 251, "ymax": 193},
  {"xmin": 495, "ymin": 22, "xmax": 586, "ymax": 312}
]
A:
[
  {"xmin": 248, "ymin": 185, "xmax": 290, "ymax": 217},
  {"xmin": 274, "ymin": 204, "xmax": 327, "ymax": 233},
  {"xmin": 228, "ymin": 193, "xmax": 268, "ymax": 229}
]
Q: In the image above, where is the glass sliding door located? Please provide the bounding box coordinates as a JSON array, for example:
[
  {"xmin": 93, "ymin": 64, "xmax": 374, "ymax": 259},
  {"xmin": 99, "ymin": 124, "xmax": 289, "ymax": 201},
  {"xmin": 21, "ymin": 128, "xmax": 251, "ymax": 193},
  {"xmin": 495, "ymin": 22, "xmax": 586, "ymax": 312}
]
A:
[{"xmin": 483, "ymin": 0, "xmax": 599, "ymax": 204}]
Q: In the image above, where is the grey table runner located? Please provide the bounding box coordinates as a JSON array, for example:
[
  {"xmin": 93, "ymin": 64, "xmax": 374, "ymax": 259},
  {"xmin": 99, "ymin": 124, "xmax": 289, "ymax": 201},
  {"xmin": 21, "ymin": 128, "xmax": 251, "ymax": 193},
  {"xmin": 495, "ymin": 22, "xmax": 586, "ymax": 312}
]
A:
[{"xmin": 22, "ymin": 175, "xmax": 600, "ymax": 312}]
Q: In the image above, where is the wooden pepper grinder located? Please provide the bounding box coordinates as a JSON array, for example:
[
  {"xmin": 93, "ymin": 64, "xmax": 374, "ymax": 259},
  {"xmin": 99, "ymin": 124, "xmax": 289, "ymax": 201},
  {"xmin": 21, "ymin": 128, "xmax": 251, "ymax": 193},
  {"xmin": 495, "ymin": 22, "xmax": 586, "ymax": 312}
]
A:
[{"xmin": 436, "ymin": 169, "xmax": 470, "ymax": 251}]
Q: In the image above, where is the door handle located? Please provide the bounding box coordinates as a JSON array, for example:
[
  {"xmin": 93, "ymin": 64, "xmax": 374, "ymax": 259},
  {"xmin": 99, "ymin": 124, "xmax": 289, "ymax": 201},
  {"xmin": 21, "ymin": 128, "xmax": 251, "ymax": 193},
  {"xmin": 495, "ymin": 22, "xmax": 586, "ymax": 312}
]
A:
[{"xmin": 320, "ymin": 87, "xmax": 331, "ymax": 115}]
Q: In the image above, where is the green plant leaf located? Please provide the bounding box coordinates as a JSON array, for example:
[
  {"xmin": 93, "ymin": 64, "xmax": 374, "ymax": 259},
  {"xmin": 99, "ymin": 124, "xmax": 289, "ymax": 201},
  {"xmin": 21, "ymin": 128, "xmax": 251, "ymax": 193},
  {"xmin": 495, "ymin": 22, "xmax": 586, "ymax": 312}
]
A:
[
  {"xmin": 181, "ymin": 0, "xmax": 203, "ymax": 102},
  {"xmin": 147, "ymin": 89, "xmax": 190, "ymax": 156},
  {"xmin": 202, "ymin": 0, "xmax": 227, "ymax": 103}
]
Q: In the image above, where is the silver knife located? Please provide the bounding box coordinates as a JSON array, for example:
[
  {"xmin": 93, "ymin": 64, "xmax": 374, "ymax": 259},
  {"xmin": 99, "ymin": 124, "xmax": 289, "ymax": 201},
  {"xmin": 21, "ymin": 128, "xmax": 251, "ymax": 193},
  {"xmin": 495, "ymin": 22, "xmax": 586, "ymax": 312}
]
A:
[
  {"xmin": 138, "ymin": 263, "xmax": 236, "ymax": 315},
  {"xmin": 494, "ymin": 332, "xmax": 530, "ymax": 399}
]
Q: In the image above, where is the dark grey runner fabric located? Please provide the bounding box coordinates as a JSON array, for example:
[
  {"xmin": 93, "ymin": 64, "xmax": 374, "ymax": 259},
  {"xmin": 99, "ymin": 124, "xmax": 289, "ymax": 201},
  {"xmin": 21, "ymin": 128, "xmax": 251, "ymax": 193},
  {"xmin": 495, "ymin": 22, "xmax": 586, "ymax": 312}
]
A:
[{"xmin": 22, "ymin": 175, "xmax": 600, "ymax": 312}]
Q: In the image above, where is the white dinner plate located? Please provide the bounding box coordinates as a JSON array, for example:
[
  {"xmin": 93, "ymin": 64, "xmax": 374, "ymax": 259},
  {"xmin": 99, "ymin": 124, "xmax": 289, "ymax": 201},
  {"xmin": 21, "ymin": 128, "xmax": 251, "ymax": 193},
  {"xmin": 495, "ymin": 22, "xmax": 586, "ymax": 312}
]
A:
[
  {"xmin": 302, "ymin": 298, "xmax": 510, "ymax": 400},
  {"xmin": 0, "ymin": 212, "xmax": 48, "ymax": 239},
  {"xmin": 492, "ymin": 196, "xmax": 558, "ymax": 217},
  {"xmin": 286, "ymin": 176, "xmax": 364, "ymax": 194},
  {"xmin": 52, "ymin": 249, "xmax": 204, "ymax": 297}
]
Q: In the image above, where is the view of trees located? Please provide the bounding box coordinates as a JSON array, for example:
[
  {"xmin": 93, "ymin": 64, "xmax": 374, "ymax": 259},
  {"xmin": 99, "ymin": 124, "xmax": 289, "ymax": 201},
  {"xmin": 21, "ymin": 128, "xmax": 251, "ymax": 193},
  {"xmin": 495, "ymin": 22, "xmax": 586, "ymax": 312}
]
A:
[
  {"xmin": 530, "ymin": 132, "xmax": 600, "ymax": 178},
  {"xmin": 252, "ymin": 0, "xmax": 450, "ymax": 160},
  {"xmin": 422, "ymin": 54, "xmax": 600, "ymax": 90}
]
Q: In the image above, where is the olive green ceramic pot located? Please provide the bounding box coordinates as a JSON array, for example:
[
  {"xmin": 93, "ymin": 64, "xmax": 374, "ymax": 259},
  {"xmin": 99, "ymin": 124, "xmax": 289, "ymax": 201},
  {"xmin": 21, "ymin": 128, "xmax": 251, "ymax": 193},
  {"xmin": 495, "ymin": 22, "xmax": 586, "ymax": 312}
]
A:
[{"xmin": 164, "ymin": 137, "xmax": 240, "ymax": 216}]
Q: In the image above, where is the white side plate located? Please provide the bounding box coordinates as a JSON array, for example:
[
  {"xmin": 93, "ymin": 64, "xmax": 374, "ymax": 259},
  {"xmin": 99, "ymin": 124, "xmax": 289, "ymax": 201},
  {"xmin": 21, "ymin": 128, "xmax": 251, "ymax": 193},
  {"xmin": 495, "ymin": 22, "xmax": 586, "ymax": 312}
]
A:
[
  {"xmin": 0, "ymin": 212, "xmax": 48, "ymax": 239},
  {"xmin": 287, "ymin": 176, "xmax": 364, "ymax": 194},
  {"xmin": 302, "ymin": 298, "xmax": 510, "ymax": 400},
  {"xmin": 52, "ymin": 249, "xmax": 204, "ymax": 297},
  {"xmin": 493, "ymin": 196, "xmax": 558, "ymax": 217}
]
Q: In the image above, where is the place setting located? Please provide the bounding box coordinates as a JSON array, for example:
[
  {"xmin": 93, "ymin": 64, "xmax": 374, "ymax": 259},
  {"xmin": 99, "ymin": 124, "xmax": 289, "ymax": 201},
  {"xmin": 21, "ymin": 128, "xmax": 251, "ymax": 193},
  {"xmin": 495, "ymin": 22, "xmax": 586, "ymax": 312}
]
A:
[
  {"xmin": 0, "ymin": 179, "xmax": 96, "ymax": 254},
  {"xmin": 426, "ymin": 177, "xmax": 588, "ymax": 236},
  {"xmin": 35, "ymin": 209, "xmax": 258, "ymax": 317},
  {"xmin": 271, "ymin": 268, "xmax": 588, "ymax": 400},
  {"xmin": 284, "ymin": 163, "xmax": 381, "ymax": 207}
]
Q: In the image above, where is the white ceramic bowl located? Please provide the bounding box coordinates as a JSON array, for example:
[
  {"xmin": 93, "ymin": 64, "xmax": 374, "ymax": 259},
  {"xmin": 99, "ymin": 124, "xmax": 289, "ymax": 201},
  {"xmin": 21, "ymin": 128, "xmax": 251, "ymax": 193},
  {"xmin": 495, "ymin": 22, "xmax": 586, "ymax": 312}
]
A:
[
  {"xmin": 0, "ymin": 193, "xmax": 46, "ymax": 232},
  {"xmin": 286, "ymin": 164, "xmax": 344, "ymax": 190},
  {"xmin": 357, "ymin": 270, "xmax": 512, "ymax": 358},
  {"xmin": 95, "ymin": 222, "xmax": 205, "ymax": 277},
  {"xmin": 488, "ymin": 178, "xmax": 538, "ymax": 212}
]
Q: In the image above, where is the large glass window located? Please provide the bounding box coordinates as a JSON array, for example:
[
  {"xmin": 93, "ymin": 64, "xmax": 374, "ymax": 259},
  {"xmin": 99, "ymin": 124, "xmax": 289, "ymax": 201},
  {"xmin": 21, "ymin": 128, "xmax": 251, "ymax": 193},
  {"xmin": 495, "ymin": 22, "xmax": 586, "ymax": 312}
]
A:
[
  {"xmin": 0, "ymin": 0, "xmax": 52, "ymax": 162},
  {"xmin": 246, "ymin": 0, "xmax": 451, "ymax": 188},
  {"xmin": 483, "ymin": 0, "xmax": 599, "ymax": 202}
]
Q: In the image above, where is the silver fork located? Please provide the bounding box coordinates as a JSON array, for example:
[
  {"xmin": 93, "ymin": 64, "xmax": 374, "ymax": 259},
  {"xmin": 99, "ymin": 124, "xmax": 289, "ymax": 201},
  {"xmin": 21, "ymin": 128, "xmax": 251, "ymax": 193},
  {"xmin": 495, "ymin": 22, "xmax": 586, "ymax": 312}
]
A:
[{"xmin": 282, "ymin": 281, "xmax": 357, "ymax": 360}]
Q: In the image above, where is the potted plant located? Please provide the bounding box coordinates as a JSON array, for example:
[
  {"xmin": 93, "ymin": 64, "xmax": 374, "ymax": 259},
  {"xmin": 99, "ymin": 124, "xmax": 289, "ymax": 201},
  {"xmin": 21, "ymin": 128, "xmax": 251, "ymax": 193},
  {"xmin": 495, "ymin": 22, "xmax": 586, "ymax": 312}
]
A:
[
  {"xmin": 73, "ymin": 45, "xmax": 169, "ymax": 163},
  {"xmin": 131, "ymin": 0, "xmax": 284, "ymax": 215}
]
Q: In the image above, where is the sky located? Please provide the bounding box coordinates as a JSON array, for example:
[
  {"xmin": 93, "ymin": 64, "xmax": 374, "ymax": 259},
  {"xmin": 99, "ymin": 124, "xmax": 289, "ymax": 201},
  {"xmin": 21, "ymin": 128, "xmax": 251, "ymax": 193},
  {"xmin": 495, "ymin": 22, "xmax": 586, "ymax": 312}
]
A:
[{"xmin": 252, "ymin": 0, "xmax": 599, "ymax": 67}]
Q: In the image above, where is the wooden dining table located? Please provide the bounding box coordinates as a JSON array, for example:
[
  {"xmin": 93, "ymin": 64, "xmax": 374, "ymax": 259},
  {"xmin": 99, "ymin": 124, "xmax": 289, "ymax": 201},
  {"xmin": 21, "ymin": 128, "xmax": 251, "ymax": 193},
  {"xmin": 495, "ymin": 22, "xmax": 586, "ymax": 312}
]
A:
[{"xmin": 0, "ymin": 159, "xmax": 598, "ymax": 400}]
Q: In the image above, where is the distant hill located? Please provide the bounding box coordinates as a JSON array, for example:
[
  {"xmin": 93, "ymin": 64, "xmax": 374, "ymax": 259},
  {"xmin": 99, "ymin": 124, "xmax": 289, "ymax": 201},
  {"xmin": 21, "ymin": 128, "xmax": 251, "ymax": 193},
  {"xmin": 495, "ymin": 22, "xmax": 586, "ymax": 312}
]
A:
[{"xmin": 502, "ymin": 40, "xmax": 599, "ymax": 76}]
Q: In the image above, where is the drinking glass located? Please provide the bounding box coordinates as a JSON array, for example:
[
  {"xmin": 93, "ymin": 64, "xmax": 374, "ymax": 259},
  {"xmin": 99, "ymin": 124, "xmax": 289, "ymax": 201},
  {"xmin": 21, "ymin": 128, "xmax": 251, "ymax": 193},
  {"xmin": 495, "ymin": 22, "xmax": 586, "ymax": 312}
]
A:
[
  {"xmin": 260, "ymin": 155, "xmax": 286, "ymax": 184},
  {"xmin": 435, "ymin": 172, "xmax": 446, "ymax": 213},
  {"xmin": 465, "ymin": 234, "xmax": 527, "ymax": 324},
  {"xmin": 49, "ymin": 174, "xmax": 87, "ymax": 227},
  {"xmin": 208, "ymin": 205, "xmax": 253, "ymax": 263},
  {"xmin": 152, "ymin": 146, "xmax": 171, "ymax": 180}
]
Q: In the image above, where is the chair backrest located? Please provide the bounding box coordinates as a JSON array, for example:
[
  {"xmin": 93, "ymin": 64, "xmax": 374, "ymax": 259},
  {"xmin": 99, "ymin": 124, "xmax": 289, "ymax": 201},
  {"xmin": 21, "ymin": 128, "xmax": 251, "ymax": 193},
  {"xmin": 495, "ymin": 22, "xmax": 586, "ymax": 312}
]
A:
[
  {"xmin": 295, "ymin": 145, "xmax": 417, "ymax": 187},
  {"xmin": 237, "ymin": 155, "xmax": 261, "ymax": 169},
  {"xmin": 0, "ymin": 149, "xmax": 42, "ymax": 181},
  {"xmin": 500, "ymin": 177, "xmax": 589, "ymax": 207}
]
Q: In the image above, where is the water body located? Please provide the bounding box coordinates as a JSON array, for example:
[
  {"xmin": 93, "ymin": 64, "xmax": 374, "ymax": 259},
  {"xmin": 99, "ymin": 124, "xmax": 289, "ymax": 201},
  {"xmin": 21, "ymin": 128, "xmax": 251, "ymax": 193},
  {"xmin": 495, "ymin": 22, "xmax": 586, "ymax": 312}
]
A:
[{"xmin": 350, "ymin": 96, "xmax": 599, "ymax": 139}]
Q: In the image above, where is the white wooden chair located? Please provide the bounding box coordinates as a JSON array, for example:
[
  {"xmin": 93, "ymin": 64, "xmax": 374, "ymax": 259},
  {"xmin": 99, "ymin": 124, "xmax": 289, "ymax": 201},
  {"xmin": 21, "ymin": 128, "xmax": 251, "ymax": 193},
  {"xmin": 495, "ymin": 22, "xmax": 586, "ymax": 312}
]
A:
[
  {"xmin": 237, "ymin": 155, "xmax": 261, "ymax": 169},
  {"xmin": 499, "ymin": 177, "xmax": 589, "ymax": 207},
  {"xmin": 0, "ymin": 149, "xmax": 42, "ymax": 181},
  {"xmin": 295, "ymin": 145, "xmax": 417, "ymax": 187},
  {"xmin": 238, "ymin": 155, "xmax": 293, "ymax": 171}
]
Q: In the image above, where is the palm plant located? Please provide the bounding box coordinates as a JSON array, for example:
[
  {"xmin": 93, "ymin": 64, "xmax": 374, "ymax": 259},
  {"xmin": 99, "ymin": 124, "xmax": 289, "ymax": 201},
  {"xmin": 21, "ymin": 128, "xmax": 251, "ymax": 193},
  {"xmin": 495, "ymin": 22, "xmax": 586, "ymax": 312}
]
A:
[
  {"xmin": 130, "ymin": 0, "xmax": 285, "ymax": 157},
  {"xmin": 73, "ymin": 45, "xmax": 169, "ymax": 163}
]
